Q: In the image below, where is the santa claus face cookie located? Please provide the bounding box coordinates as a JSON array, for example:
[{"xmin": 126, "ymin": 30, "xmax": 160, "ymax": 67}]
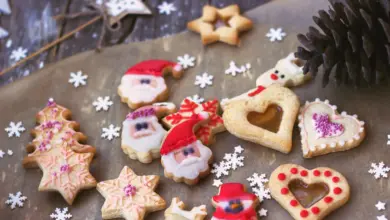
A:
[
  {"xmin": 121, "ymin": 102, "xmax": 176, "ymax": 163},
  {"xmin": 211, "ymin": 183, "xmax": 259, "ymax": 220},
  {"xmin": 269, "ymin": 164, "xmax": 350, "ymax": 220},
  {"xmin": 118, "ymin": 60, "xmax": 184, "ymax": 109},
  {"xmin": 160, "ymin": 112, "xmax": 213, "ymax": 185}
]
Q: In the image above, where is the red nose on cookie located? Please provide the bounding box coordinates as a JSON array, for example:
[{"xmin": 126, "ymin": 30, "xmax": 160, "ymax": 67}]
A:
[{"xmin": 271, "ymin": 74, "xmax": 278, "ymax": 80}]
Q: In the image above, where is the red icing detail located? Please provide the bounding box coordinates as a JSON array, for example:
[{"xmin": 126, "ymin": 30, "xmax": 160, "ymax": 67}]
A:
[
  {"xmin": 324, "ymin": 196, "xmax": 333, "ymax": 203},
  {"xmin": 164, "ymin": 99, "xmax": 223, "ymax": 145},
  {"xmin": 332, "ymin": 176, "xmax": 340, "ymax": 183},
  {"xmin": 311, "ymin": 207, "xmax": 320, "ymax": 214},
  {"xmin": 300, "ymin": 210, "xmax": 309, "ymax": 218},
  {"xmin": 313, "ymin": 170, "xmax": 321, "ymax": 176},
  {"xmin": 281, "ymin": 188, "xmax": 289, "ymax": 194},
  {"xmin": 278, "ymin": 173, "xmax": 286, "ymax": 181},
  {"xmin": 324, "ymin": 170, "xmax": 332, "ymax": 177},
  {"xmin": 160, "ymin": 113, "xmax": 208, "ymax": 155},
  {"xmin": 212, "ymin": 183, "xmax": 258, "ymax": 220},
  {"xmin": 271, "ymin": 74, "xmax": 278, "ymax": 80},
  {"xmin": 333, "ymin": 187, "xmax": 342, "ymax": 195},
  {"xmin": 125, "ymin": 60, "xmax": 179, "ymax": 77},
  {"xmin": 300, "ymin": 170, "xmax": 308, "ymax": 177},
  {"xmin": 248, "ymin": 86, "xmax": 266, "ymax": 97},
  {"xmin": 291, "ymin": 168, "xmax": 298, "ymax": 174},
  {"xmin": 290, "ymin": 200, "xmax": 298, "ymax": 207}
]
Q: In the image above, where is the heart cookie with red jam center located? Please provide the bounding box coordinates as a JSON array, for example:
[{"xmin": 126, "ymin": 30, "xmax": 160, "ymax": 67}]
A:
[
  {"xmin": 269, "ymin": 164, "xmax": 350, "ymax": 220},
  {"xmin": 298, "ymin": 98, "xmax": 365, "ymax": 158}
]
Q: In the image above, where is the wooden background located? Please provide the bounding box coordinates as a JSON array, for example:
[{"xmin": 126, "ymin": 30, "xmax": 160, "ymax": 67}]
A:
[
  {"xmin": 1, "ymin": 0, "xmax": 389, "ymax": 219},
  {"xmin": 0, "ymin": 0, "xmax": 268, "ymax": 86}
]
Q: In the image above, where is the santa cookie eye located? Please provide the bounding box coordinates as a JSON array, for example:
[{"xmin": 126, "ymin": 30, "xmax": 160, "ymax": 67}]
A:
[
  {"xmin": 275, "ymin": 70, "xmax": 279, "ymax": 74},
  {"xmin": 182, "ymin": 147, "xmax": 195, "ymax": 156},
  {"xmin": 140, "ymin": 79, "xmax": 151, "ymax": 84},
  {"xmin": 135, "ymin": 122, "xmax": 148, "ymax": 131},
  {"xmin": 281, "ymin": 74, "xmax": 285, "ymax": 79}
]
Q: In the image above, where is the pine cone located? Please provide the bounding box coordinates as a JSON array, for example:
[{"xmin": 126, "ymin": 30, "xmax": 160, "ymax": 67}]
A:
[{"xmin": 295, "ymin": 0, "xmax": 390, "ymax": 87}]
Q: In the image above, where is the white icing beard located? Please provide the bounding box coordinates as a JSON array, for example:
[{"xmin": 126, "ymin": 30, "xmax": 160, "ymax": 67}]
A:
[
  {"xmin": 122, "ymin": 117, "xmax": 166, "ymax": 153},
  {"xmin": 118, "ymin": 75, "xmax": 167, "ymax": 104},
  {"xmin": 162, "ymin": 140, "xmax": 212, "ymax": 180}
]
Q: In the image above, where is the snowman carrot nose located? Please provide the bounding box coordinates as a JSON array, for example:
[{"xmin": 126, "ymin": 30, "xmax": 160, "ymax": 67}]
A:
[{"xmin": 271, "ymin": 73, "xmax": 279, "ymax": 80}]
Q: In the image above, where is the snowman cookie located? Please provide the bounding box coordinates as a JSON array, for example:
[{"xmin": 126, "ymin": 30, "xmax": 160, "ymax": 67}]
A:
[
  {"xmin": 118, "ymin": 60, "xmax": 184, "ymax": 110},
  {"xmin": 298, "ymin": 99, "xmax": 365, "ymax": 158},
  {"xmin": 211, "ymin": 183, "xmax": 259, "ymax": 220},
  {"xmin": 269, "ymin": 164, "xmax": 350, "ymax": 220},
  {"xmin": 160, "ymin": 112, "xmax": 213, "ymax": 185},
  {"xmin": 164, "ymin": 197, "xmax": 207, "ymax": 220},
  {"xmin": 122, "ymin": 102, "xmax": 176, "ymax": 163}
]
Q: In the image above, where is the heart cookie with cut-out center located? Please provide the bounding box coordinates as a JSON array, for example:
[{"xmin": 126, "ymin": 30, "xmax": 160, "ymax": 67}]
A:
[
  {"xmin": 298, "ymin": 99, "xmax": 365, "ymax": 158},
  {"xmin": 269, "ymin": 164, "xmax": 350, "ymax": 220},
  {"xmin": 222, "ymin": 84, "xmax": 300, "ymax": 153}
]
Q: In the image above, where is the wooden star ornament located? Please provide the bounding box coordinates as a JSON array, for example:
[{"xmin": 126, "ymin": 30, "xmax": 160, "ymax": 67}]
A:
[
  {"xmin": 187, "ymin": 4, "xmax": 253, "ymax": 46},
  {"xmin": 97, "ymin": 166, "xmax": 166, "ymax": 220}
]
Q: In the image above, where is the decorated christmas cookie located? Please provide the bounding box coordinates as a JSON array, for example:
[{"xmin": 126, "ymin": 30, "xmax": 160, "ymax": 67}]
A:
[
  {"xmin": 298, "ymin": 99, "xmax": 365, "ymax": 158},
  {"xmin": 162, "ymin": 98, "xmax": 225, "ymax": 145},
  {"xmin": 23, "ymin": 99, "xmax": 96, "ymax": 168},
  {"xmin": 160, "ymin": 112, "xmax": 213, "ymax": 185},
  {"xmin": 97, "ymin": 166, "xmax": 166, "ymax": 220},
  {"xmin": 269, "ymin": 164, "xmax": 350, "ymax": 220},
  {"xmin": 222, "ymin": 84, "xmax": 300, "ymax": 153},
  {"xmin": 222, "ymin": 53, "xmax": 308, "ymax": 109},
  {"xmin": 118, "ymin": 60, "xmax": 184, "ymax": 109},
  {"xmin": 164, "ymin": 197, "xmax": 207, "ymax": 220},
  {"xmin": 211, "ymin": 183, "xmax": 259, "ymax": 220},
  {"xmin": 121, "ymin": 102, "xmax": 176, "ymax": 163}
]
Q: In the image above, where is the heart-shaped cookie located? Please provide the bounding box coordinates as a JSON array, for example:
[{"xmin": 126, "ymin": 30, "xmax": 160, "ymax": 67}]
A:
[
  {"xmin": 222, "ymin": 84, "xmax": 300, "ymax": 153},
  {"xmin": 269, "ymin": 164, "xmax": 350, "ymax": 220},
  {"xmin": 298, "ymin": 99, "xmax": 365, "ymax": 158}
]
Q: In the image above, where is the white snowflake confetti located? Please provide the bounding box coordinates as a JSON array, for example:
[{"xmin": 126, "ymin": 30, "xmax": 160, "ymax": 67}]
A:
[
  {"xmin": 194, "ymin": 72, "xmax": 213, "ymax": 88},
  {"xmin": 39, "ymin": 61, "xmax": 44, "ymax": 69},
  {"xmin": 7, "ymin": 149, "xmax": 13, "ymax": 156},
  {"xmin": 259, "ymin": 208, "xmax": 268, "ymax": 217},
  {"xmin": 223, "ymin": 153, "xmax": 244, "ymax": 170},
  {"xmin": 213, "ymin": 179, "xmax": 223, "ymax": 188},
  {"xmin": 6, "ymin": 39, "xmax": 12, "ymax": 48},
  {"xmin": 266, "ymin": 27, "xmax": 286, "ymax": 42},
  {"xmin": 247, "ymin": 173, "xmax": 269, "ymax": 188},
  {"xmin": 68, "ymin": 71, "xmax": 88, "ymax": 88},
  {"xmin": 234, "ymin": 145, "xmax": 244, "ymax": 154},
  {"xmin": 5, "ymin": 192, "xmax": 27, "ymax": 209},
  {"xmin": 158, "ymin": 2, "xmax": 176, "ymax": 15},
  {"xmin": 92, "ymin": 96, "xmax": 113, "ymax": 112},
  {"xmin": 225, "ymin": 61, "xmax": 246, "ymax": 76},
  {"xmin": 177, "ymin": 54, "xmax": 196, "ymax": 69},
  {"xmin": 92, "ymin": 33, "xmax": 98, "ymax": 38},
  {"xmin": 101, "ymin": 124, "xmax": 121, "ymax": 140},
  {"xmin": 0, "ymin": 150, "xmax": 4, "ymax": 158},
  {"xmin": 369, "ymin": 162, "xmax": 390, "ymax": 179},
  {"xmin": 23, "ymin": 70, "xmax": 30, "ymax": 76},
  {"xmin": 5, "ymin": 121, "xmax": 26, "ymax": 137},
  {"xmin": 10, "ymin": 47, "xmax": 28, "ymax": 62},
  {"xmin": 376, "ymin": 201, "xmax": 386, "ymax": 211},
  {"xmin": 0, "ymin": 26, "xmax": 8, "ymax": 39},
  {"xmin": 252, "ymin": 186, "xmax": 271, "ymax": 202},
  {"xmin": 187, "ymin": 94, "xmax": 204, "ymax": 104},
  {"xmin": 50, "ymin": 207, "xmax": 72, "ymax": 220},
  {"xmin": 211, "ymin": 161, "xmax": 231, "ymax": 178},
  {"xmin": 378, "ymin": 215, "xmax": 388, "ymax": 220},
  {"xmin": 387, "ymin": 134, "xmax": 390, "ymax": 145}
]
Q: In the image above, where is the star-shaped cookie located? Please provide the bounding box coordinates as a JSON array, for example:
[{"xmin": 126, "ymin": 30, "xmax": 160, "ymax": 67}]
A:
[
  {"xmin": 162, "ymin": 98, "xmax": 225, "ymax": 145},
  {"xmin": 36, "ymin": 144, "xmax": 96, "ymax": 205},
  {"xmin": 97, "ymin": 166, "xmax": 166, "ymax": 220},
  {"xmin": 187, "ymin": 4, "xmax": 253, "ymax": 46}
]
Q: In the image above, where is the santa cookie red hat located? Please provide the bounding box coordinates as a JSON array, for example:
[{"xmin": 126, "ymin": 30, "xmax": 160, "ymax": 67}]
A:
[
  {"xmin": 213, "ymin": 183, "xmax": 257, "ymax": 202},
  {"xmin": 160, "ymin": 112, "xmax": 209, "ymax": 155},
  {"xmin": 125, "ymin": 60, "xmax": 183, "ymax": 78}
]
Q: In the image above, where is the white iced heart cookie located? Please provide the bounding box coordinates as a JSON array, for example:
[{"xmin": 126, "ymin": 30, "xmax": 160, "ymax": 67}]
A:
[
  {"xmin": 121, "ymin": 102, "xmax": 176, "ymax": 163},
  {"xmin": 269, "ymin": 164, "xmax": 350, "ymax": 220},
  {"xmin": 298, "ymin": 99, "xmax": 365, "ymax": 158},
  {"xmin": 164, "ymin": 197, "xmax": 207, "ymax": 220},
  {"xmin": 118, "ymin": 60, "xmax": 184, "ymax": 110}
]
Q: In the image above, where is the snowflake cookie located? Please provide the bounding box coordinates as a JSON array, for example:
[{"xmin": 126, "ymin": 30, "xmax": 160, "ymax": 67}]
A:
[
  {"xmin": 101, "ymin": 124, "xmax": 121, "ymax": 140},
  {"xmin": 369, "ymin": 162, "xmax": 390, "ymax": 179},
  {"xmin": 97, "ymin": 166, "xmax": 166, "ymax": 220},
  {"xmin": 5, "ymin": 191, "xmax": 27, "ymax": 209},
  {"xmin": 68, "ymin": 71, "xmax": 88, "ymax": 88},
  {"xmin": 194, "ymin": 72, "xmax": 213, "ymax": 88},
  {"xmin": 5, "ymin": 121, "xmax": 25, "ymax": 137},
  {"xmin": 50, "ymin": 207, "xmax": 72, "ymax": 220},
  {"xmin": 177, "ymin": 54, "xmax": 196, "ymax": 69},
  {"xmin": 164, "ymin": 197, "xmax": 207, "ymax": 220},
  {"xmin": 92, "ymin": 96, "xmax": 113, "ymax": 112},
  {"xmin": 266, "ymin": 27, "xmax": 286, "ymax": 42}
]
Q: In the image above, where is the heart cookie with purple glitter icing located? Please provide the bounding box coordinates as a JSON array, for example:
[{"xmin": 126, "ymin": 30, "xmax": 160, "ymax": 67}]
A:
[{"xmin": 298, "ymin": 98, "xmax": 365, "ymax": 158}]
